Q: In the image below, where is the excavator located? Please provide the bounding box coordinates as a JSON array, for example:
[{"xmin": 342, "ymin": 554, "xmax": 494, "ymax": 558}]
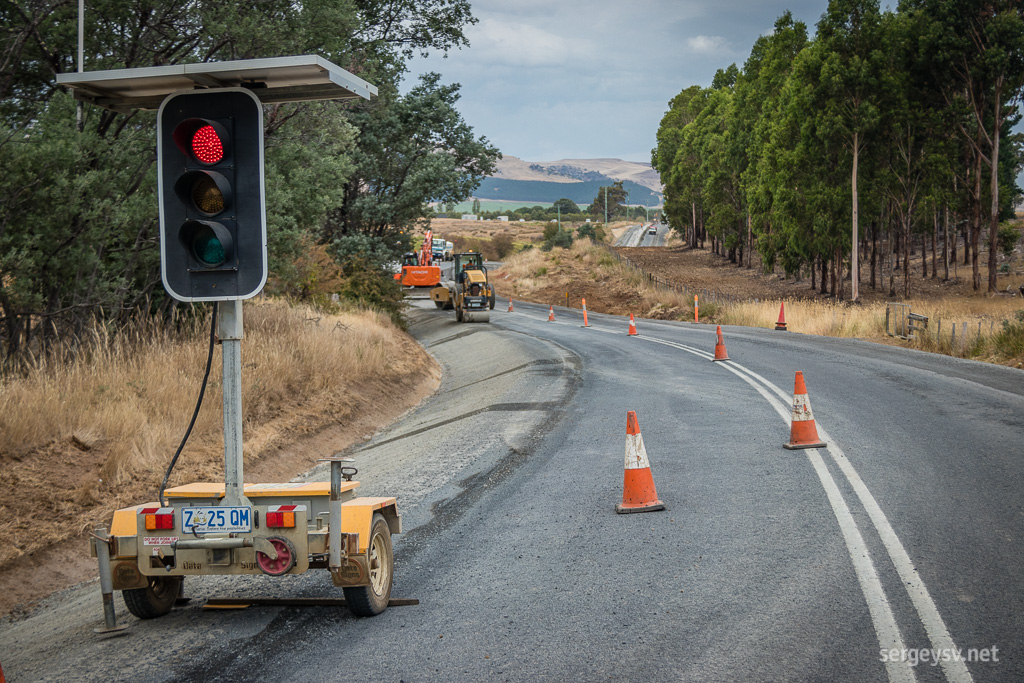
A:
[
  {"xmin": 394, "ymin": 229, "xmax": 441, "ymax": 288},
  {"xmin": 430, "ymin": 252, "xmax": 495, "ymax": 323}
]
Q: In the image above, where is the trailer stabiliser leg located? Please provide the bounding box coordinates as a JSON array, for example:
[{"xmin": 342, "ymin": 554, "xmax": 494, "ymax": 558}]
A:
[{"xmin": 92, "ymin": 525, "xmax": 129, "ymax": 636}]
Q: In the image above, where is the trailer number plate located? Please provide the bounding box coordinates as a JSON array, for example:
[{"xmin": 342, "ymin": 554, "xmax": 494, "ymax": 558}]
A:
[{"xmin": 182, "ymin": 506, "xmax": 252, "ymax": 534}]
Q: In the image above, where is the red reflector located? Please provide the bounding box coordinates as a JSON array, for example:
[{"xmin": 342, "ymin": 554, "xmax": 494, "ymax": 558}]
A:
[
  {"xmin": 191, "ymin": 125, "xmax": 224, "ymax": 164},
  {"xmin": 266, "ymin": 512, "xmax": 281, "ymax": 527},
  {"xmin": 156, "ymin": 513, "xmax": 174, "ymax": 530}
]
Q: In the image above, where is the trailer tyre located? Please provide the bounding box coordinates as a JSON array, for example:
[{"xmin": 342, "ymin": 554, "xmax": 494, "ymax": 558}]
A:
[
  {"xmin": 343, "ymin": 514, "xmax": 393, "ymax": 617},
  {"xmin": 123, "ymin": 576, "xmax": 182, "ymax": 619},
  {"xmin": 434, "ymin": 300, "xmax": 445, "ymax": 309}
]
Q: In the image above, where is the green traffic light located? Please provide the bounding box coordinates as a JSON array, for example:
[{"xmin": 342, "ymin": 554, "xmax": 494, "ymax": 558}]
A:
[
  {"xmin": 182, "ymin": 220, "xmax": 232, "ymax": 268},
  {"xmin": 192, "ymin": 227, "xmax": 225, "ymax": 266}
]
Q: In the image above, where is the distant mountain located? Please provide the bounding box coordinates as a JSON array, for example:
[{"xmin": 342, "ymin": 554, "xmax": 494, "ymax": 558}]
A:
[{"xmin": 473, "ymin": 156, "xmax": 663, "ymax": 207}]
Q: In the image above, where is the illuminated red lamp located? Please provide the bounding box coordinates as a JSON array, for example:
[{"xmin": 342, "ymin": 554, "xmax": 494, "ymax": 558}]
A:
[{"xmin": 191, "ymin": 125, "xmax": 224, "ymax": 164}]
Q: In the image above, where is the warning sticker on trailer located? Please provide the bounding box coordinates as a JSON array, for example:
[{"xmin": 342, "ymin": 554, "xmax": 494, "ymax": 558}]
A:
[{"xmin": 143, "ymin": 537, "xmax": 178, "ymax": 545}]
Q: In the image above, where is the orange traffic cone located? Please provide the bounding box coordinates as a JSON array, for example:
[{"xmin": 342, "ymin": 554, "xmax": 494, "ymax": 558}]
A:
[
  {"xmin": 582, "ymin": 298, "xmax": 590, "ymax": 327},
  {"xmin": 628, "ymin": 313, "xmax": 638, "ymax": 336},
  {"xmin": 712, "ymin": 325, "xmax": 730, "ymax": 361},
  {"xmin": 508, "ymin": 299, "xmax": 514, "ymax": 312},
  {"xmin": 775, "ymin": 302, "xmax": 788, "ymax": 331},
  {"xmin": 616, "ymin": 411, "xmax": 665, "ymax": 514},
  {"xmin": 784, "ymin": 371, "xmax": 827, "ymax": 450},
  {"xmin": 548, "ymin": 305, "xmax": 555, "ymax": 322}
]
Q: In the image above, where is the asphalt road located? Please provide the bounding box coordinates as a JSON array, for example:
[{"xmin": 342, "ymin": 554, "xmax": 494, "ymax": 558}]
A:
[
  {"xmin": 2, "ymin": 299, "xmax": 1022, "ymax": 682},
  {"xmin": 616, "ymin": 223, "xmax": 667, "ymax": 247}
]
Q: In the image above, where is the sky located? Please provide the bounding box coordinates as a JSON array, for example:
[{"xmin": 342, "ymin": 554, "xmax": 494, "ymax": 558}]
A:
[{"xmin": 401, "ymin": 0, "xmax": 840, "ymax": 165}]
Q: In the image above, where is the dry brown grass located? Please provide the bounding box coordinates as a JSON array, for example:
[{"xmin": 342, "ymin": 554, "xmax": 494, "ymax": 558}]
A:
[
  {"xmin": 0, "ymin": 299, "xmax": 436, "ymax": 572},
  {"xmin": 495, "ymin": 240, "xmax": 1024, "ymax": 367}
]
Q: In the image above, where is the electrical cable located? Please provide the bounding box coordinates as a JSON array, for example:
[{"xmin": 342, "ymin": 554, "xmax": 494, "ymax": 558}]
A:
[{"xmin": 159, "ymin": 302, "xmax": 218, "ymax": 506}]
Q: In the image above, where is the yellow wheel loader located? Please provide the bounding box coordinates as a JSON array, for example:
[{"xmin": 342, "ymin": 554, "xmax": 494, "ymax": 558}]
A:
[{"xmin": 429, "ymin": 252, "xmax": 495, "ymax": 323}]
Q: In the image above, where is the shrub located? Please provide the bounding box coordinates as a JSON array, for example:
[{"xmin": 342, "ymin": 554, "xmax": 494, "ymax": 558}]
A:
[{"xmin": 993, "ymin": 310, "xmax": 1024, "ymax": 360}]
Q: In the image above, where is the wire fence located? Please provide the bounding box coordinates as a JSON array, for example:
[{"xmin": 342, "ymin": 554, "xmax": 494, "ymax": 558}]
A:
[
  {"xmin": 593, "ymin": 241, "xmax": 752, "ymax": 306},
  {"xmin": 885, "ymin": 302, "xmax": 1015, "ymax": 357}
]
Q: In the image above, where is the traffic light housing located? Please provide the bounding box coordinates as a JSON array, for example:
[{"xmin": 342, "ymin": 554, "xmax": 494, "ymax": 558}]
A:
[{"xmin": 158, "ymin": 88, "xmax": 267, "ymax": 302}]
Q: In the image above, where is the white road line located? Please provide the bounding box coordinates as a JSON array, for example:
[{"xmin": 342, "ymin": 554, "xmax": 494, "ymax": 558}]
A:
[
  {"xmin": 818, "ymin": 432, "xmax": 973, "ymax": 683},
  {"xmin": 506, "ymin": 314, "xmax": 972, "ymax": 680},
  {"xmin": 638, "ymin": 336, "xmax": 915, "ymax": 683},
  {"xmin": 634, "ymin": 333, "xmax": 971, "ymax": 683}
]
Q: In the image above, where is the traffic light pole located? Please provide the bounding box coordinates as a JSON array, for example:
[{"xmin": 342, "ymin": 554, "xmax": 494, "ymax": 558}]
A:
[{"xmin": 219, "ymin": 300, "xmax": 251, "ymax": 507}]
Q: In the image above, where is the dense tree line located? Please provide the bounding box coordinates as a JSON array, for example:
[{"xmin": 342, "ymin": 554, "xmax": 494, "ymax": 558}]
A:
[
  {"xmin": 652, "ymin": 0, "xmax": 1024, "ymax": 300},
  {"xmin": 0, "ymin": 0, "xmax": 498, "ymax": 369}
]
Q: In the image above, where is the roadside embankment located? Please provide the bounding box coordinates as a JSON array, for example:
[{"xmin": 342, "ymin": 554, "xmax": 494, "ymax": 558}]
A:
[
  {"xmin": 0, "ymin": 298, "xmax": 439, "ymax": 616},
  {"xmin": 492, "ymin": 240, "xmax": 1024, "ymax": 368}
]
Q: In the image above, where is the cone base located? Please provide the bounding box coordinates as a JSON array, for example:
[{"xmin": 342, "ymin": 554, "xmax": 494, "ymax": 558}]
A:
[
  {"xmin": 711, "ymin": 355, "xmax": 729, "ymax": 362},
  {"xmin": 775, "ymin": 325, "xmax": 788, "ymax": 331},
  {"xmin": 615, "ymin": 500, "xmax": 665, "ymax": 514},
  {"xmin": 783, "ymin": 440, "xmax": 826, "ymax": 450}
]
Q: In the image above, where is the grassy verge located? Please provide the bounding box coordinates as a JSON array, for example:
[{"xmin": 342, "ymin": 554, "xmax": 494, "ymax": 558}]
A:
[{"xmin": 0, "ymin": 299, "xmax": 437, "ymax": 574}]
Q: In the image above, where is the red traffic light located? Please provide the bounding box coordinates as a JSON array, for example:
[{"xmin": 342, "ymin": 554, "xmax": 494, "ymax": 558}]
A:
[
  {"xmin": 191, "ymin": 125, "xmax": 224, "ymax": 164},
  {"xmin": 172, "ymin": 118, "xmax": 228, "ymax": 166}
]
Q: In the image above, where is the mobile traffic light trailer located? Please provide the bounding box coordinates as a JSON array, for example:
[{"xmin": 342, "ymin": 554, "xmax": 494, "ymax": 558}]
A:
[{"xmin": 59, "ymin": 56, "xmax": 402, "ymax": 632}]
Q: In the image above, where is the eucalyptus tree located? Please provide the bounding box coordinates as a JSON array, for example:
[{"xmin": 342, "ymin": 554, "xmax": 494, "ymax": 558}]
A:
[
  {"xmin": 1, "ymin": 0, "xmax": 480, "ymax": 367},
  {"xmin": 324, "ymin": 73, "xmax": 499, "ymax": 244},
  {"xmin": 905, "ymin": 0, "xmax": 1024, "ymax": 292},
  {"xmin": 740, "ymin": 12, "xmax": 810, "ymax": 274},
  {"xmin": 810, "ymin": 0, "xmax": 886, "ymax": 301},
  {"xmin": 652, "ymin": 85, "xmax": 707, "ymax": 245}
]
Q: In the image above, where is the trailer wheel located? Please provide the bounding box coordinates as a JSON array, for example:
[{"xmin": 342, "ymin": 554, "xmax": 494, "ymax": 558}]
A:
[
  {"xmin": 434, "ymin": 300, "xmax": 445, "ymax": 309},
  {"xmin": 489, "ymin": 289, "xmax": 496, "ymax": 310},
  {"xmin": 123, "ymin": 576, "xmax": 182, "ymax": 619},
  {"xmin": 343, "ymin": 514, "xmax": 393, "ymax": 617}
]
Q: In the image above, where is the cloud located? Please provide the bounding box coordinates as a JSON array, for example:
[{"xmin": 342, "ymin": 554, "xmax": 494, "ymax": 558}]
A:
[
  {"xmin": 466, "ymin": 18, "xmax": 594, "ymax": 68},
  {"xmin": 686, "ymin": 35, "xmax": 728, "ymax": 54}
]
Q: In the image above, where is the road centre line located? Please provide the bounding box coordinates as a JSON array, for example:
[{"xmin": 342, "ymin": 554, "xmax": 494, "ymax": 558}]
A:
[
  {"xmin": 637, "ymin": 335, "xmax": 916, "ymax": 683},
  {"xmin": 641, "ymin": 331, "xmax": 973, "ymax": 683},
  {"xmin": 534, "ymin": 312, "xmax": 970, "ymax": 683}
]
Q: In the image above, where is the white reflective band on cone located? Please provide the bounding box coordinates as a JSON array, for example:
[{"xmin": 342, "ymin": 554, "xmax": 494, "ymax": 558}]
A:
[
  {"xmin": 624, "ymin": 433, "xmax": 651, "ymax": 470},
  {"xmin": 791, "ymin": 394, "xmax": 814, "ymax": 422}
]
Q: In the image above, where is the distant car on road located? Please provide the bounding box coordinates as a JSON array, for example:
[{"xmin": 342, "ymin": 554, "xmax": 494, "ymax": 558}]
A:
[{"xmin": 648, "ymin": 227, "xmax": 657, "ymax": 235}]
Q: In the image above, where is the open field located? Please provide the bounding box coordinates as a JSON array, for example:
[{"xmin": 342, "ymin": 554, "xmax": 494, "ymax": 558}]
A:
[{"xmin": 0, "ymin": 299, "xmax": 439, "ymax": 616}]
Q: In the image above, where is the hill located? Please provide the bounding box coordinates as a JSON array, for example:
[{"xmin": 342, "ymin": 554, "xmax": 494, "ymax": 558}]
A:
[{"xmin": 473, "ymin": 156, "xmax": 664, "ymax": 207}]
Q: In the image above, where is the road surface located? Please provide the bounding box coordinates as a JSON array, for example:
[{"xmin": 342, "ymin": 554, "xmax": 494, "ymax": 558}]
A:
[
  {"xmin": 616, "ymin": 223, "xmax": 667, "ymax": 247},
  {"xmin": 1, "ymin": 299, "xmax": 1021, "ymax": 682}
]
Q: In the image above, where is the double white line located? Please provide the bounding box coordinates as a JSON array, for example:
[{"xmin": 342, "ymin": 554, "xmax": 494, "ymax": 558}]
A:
[
  {"xmin": 512, "ymin": 310, "xmax": 972, "ymax": 681},
  {"xmin": 635, "ymin": 333, "xmax": 973, "ymax": 683}
]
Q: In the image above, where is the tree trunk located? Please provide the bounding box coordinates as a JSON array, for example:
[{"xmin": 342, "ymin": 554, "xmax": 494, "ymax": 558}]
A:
[
  {"xmin": 971, "ymin": 146, "xmax": 982, "ymax": 290},
  {"xmin": 988, "ymin": 86, "xmax": 1001, "ymax": 294},
  {"xmin": 851, "ymin": 130, "xmax": 860, "ymax": 301},
  {"xmin": 870, "ymin": 219, "xmax": 877, "ymax": 289},
  {"xmin": 922, "ymin": 232, "xmax": 928, "ymax": 279},
  {"xmin": 943, "ymin": 205, "xmax": 949, "ymax": 281},
  {"xmin": 903, "ymin": 216, "xmax": 911, "ymax": 298}
]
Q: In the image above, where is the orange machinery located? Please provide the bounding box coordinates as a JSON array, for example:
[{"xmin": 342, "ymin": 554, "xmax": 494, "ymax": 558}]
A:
[{"xmin": 394, "ymin": 229, "xmax": 441, "ymax": 287}]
